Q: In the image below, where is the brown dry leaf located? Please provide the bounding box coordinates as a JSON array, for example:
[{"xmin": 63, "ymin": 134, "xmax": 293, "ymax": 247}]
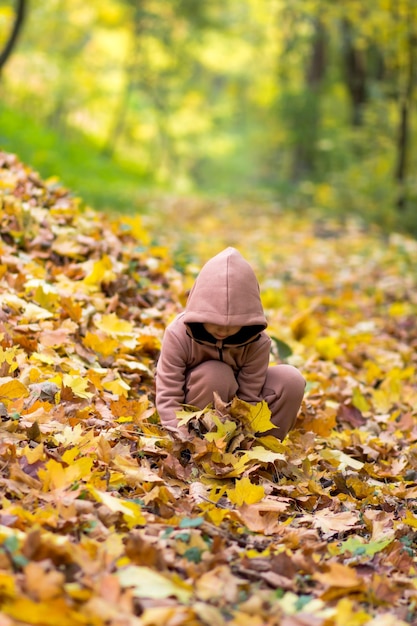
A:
[
  {"xmin": 311, "ymin": 509, "xmax": 361, "ymax": 535},
  {"xmin": 24, "ymin": 561, "xmax": 65, "ymax": 601},
  {"xmin": 195, "ymin": 565, "xmax": 244, "ymax": 603}
]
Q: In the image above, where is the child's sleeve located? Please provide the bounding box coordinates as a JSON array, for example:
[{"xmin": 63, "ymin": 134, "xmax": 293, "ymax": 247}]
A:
[
  {"xmin": 155, "ymin": 326, "xmax": 188, "ymax": 433},
  {"xmin": 236, "ymin": 335, "xmax": 271, "ymax": 404}
]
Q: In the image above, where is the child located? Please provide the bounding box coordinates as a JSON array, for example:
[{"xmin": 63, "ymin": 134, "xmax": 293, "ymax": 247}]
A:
[{"xmin": 156, "ymin": 247, "xmax": 305, "ymax": 440}]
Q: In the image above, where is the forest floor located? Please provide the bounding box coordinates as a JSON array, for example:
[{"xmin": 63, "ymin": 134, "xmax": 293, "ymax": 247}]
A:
[{"xmin": 0, "ymin": 151, "xmax": 417, "ymax": 626}]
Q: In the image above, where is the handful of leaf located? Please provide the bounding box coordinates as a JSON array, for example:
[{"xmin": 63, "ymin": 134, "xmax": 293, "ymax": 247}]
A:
[{"xmin": 174, "ymin": 394, "xmax": 286, "ymax": 478}]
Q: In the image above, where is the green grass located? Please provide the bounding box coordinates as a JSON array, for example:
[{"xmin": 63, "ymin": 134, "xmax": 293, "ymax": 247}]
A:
[{"xmin": 0, "ymin": 104, "xmax": 154, "ymax": 214}]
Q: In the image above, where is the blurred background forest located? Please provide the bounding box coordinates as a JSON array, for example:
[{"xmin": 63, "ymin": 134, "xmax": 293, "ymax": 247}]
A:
[{"xmin": 1, "ymin": 0, "xmax": 417, "ymax": 235}]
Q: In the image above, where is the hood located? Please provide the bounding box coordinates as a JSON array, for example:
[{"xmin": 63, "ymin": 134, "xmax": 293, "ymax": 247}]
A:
[{"xmin": 183, "ymin": 247, "xmax": 267, "ymax": 343}]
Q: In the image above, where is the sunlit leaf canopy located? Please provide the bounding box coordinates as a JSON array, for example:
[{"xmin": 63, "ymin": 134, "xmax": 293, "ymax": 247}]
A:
[{"xmin": 1, "ymin": 0, "xmax": 417, "ymax": 232}]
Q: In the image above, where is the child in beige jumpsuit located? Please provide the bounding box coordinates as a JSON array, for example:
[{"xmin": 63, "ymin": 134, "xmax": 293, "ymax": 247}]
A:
[{"xmin": 156, "ymin": 247, "xmax": 305, "ymax": 440}]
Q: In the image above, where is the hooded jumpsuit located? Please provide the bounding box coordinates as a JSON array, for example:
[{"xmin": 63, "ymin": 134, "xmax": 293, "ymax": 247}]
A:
[{"xmin": 156, "ymin": 247, "xmax": 305, "ymax": 440}]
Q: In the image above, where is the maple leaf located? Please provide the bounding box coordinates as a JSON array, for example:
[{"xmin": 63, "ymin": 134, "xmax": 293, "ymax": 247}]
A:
[
  {"xmin": 117, "ymin": 566, "xmax": 192, "ymax": 602},
  {"xmin": 230, "ymin": 398, "xmax": 275, "ymax": 433},
  {"xmin": 0, "ymin": 378, "xmax": 28, "ymax": 402},
  {"xmin": 0, "ymin": 346, "xmax": 20, "ymax": 374},
  {"xmin": 83, "ymin": 255, "xmax": 117, "ymax": 287},
  {"xmin": 103, "ymin": 377, "xmax": 131, "ymax": 397},
  {"xmin": 205, "ymin": 414, "xmax": 237, "ymax": 444},
  {"xmin": 227, "ymin": 477, "xmax": 265, "ymax": 506},
  {"xmin": 94, "ymin": 313, "xmax": 134, "ymax": 335},
  {"xmin": 245, "ymin": 446, "xmax": 286, "ymax": 463},
  {"xmin": 311, "ymin": 510, "xmax": 361, "ymax": 536},
  {"xmin": 89, "ymin": 488, "xmax": 146, "ymax": 528},
  {"xmin": 335, "ymin": 535, "xmax": 393, "ymax": 557},
  {"xmin": 176, "ymin": 406, "xmax": 209, "ymax": 427},
  {"xmin": 62, "ymin": 374, "xmax": 93, "ymax": 399},
  {"xmin": 320, "ymin": 448, "xmax": 364, "ymax": 471},
  {"xmin": 313, "ymin": 561, "xmax": 364, "ymax": 591},
  {"xmin": 1, "ymin": 597, "xmax": 87, "ymax": 626}
]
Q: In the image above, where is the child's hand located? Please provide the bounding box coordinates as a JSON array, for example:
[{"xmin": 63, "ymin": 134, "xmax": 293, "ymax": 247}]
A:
[{"xmin": 168, "ymin": 424, "xmax": 193, "ymax": 442}]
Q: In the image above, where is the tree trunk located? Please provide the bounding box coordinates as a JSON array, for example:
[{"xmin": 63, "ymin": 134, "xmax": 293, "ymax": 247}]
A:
[
  {"xmin": 0, "ymin": 0, "xmax": 26, "ymax": 73},
  {"xmin": 395, "ymin": 29, "xmax": 416, "ymax": 212},
  {"xmin": 341, "ymin": 19, "xmax": 367, "ymax": 126},
  {"xmin": 291, "ymin": 19, "xmax": 326, "ymax": 179}
]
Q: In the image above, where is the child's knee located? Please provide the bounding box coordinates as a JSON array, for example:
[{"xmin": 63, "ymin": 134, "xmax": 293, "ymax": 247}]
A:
[
  {"xmin": 185, "ymin": 360, "xmax": 238, "ymax": 407},
  {"xmin": 265, "ymin": 364, "xmax": 305, "ymax": 400}
]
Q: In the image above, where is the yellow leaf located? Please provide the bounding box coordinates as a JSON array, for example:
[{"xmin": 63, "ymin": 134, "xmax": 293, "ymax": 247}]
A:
[
  {"xmin": 403, "ymin": 510, "xmax": 417, "ymax": 529},
  {"xmin": 120, "ymin": 215, "xmax": 151, "ymax": 245},
  {"xmin": 388, "ymin": 301, "xmax": 409, "ymax": 317},
  {"xmin": 54, "ymin": 423, "xmax": 85, "ymax": 447},
  {"xmin": 83, "ymin": 255, "xmax": 116, "ymax": 287},
  {"xmin": 256, "ymin": 435, "xmax": 287, "ymax": 452},
  {"xmin": 62, "ymin": 374, "xmax": 93, "ymax": 399},
  {"xmin": 0, "ymin": 346, "xmax": 20, "ymax": 373},
  {"xmin": 23, "ymin": 302, "xmax": 55, "ymax": 322},
  {"xmin": 205, "ymin": 415, "xmax": 237, "ymax": 443},
  {"xmin": 103, "ymin": 377, "xmax": 131, "ymax": 397},
  {"xmin": 290, "ymin": 302, "xmax": 320, "ymax": 341},
  {"xmin": 208, "ymin": 485, "xmax": 228, "ymax": 503},
  {"xmin": 205, "ymin": 507, "xmax": 229, "ymax": 525},
  {"xmin": 227, "ymin": 477, "xmax": 265, "ymax": 506},
  {"xmin": 245, "ymin": 446, "xmax": 286, "ymax": 464},
  {"xmin": 23, "ymin": 443, "xmax": 45, "ymax": 464},
  {"xmin": 177, "ymin": 407, "xmax": 208, "ymax": 426},
  {"xmin": 89, "ymin": 488, "xmax": 146, "ymax": 527},
  {"xmin": 0, "ymin": 378, "xmax": 28, "ymax": 401},
  {"xmin": 220, "ymin": 453, "xmax": 251, "ymax": 478},
  {"xmin": 83, "ymin": 331, "xmax": 119, "ymax": 356},
  {"xmin": 371, "ymin": 388, "xmax": 393, "ymax": 413},
  {"xmin": 315, "ymin": 336, "xmax": 343, "ymax": 360},
  {"xmin": 231, "ymin": 398, "xmax": 275, "ymax": 433},
  {"xmin": 30, "ymin": 351, "xmax": 56, "ymax": 365},
  {"xmin": 61, "ymin": 446, "xmax": 81, "ymax": 464},
  {"xmin": 38, "ymin": 456, "xmax": 93, "ymax": 490},
  {"xmin": 117, "ymin": 565, "xmax": 192, "ymax": 602},
  {"xmin": 320, "ymin": 449, "xmax": 364, "ymax": 470},
  {"xmin": 0, "ymin": 571, "xmax": 16, "ymax": 598},
  {"xmin": 33, "ymin": 283, "xmax": 60, "ymax": 311},
  {"xmin": 64, "ymin": 457, "xmax": 94, "ymax": 483},
  {"xmin": 95, "ymin": 313, "xmax": 133, "ymax": 335},
  {"xmin": 336, "ymin": 598, "xmax": 371, "ymax": 626},
  {"xmin": 2, "ymin": 597, "xmax": 88, "ymax": 626},
  {"xmin": 352, "ymin": 387, "xmax": 370, "ymax": 412}
]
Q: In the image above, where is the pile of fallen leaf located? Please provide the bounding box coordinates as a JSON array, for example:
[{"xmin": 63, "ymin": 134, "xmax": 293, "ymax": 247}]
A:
[{"xmin": 1, "ymin": 151, "xmax": 417, "ymax": 626}]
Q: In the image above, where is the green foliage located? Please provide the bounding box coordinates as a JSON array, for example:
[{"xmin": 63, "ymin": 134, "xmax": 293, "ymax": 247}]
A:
[
  {"xmin": 0, "ymin": 103, "xmax": 151, "ymax": 213},
  {"xmin": 1, "ymin": 0, "xmax": 417, "ymax": 233}
]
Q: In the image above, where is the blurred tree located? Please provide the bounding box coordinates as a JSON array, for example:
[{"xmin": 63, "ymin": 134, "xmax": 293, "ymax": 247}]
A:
[
  {"xmin": 273, "ymin": 3, "xmax": 328, "ymax": 182},
  {"xmin": 293, "ymin": 17, "xmax": 327, "ymax": 178},
  {"xmin": 0, "ymin": 0, "xmax": 26, "ymax": 73},
  {"xmin": 394, "ymin": 2, "xmax": 417, "ymax": 212},
  {"xmin": 341, "ymin": 18, "xmax": 367, "ymax": 126}
]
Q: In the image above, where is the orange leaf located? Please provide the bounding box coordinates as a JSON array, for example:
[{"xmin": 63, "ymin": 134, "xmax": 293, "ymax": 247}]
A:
[
  {"xmin": 0, "ymin": 378, "xmax": 28, "ymax": 401},
  {"xmin": 314, "ymin": 562, "xmax": 363, "ymax": 588}
]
